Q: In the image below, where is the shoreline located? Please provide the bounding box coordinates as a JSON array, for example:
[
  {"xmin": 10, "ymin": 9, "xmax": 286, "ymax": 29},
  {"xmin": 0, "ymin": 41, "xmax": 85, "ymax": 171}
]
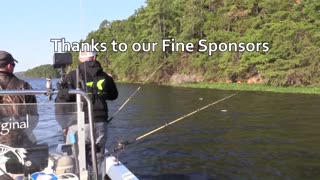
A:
[
  {"xmin": 116, "ymin": 81, "xmax": 320, "ymax": 95},
  {"xmin": 23, "ymin": 78, "xmax": 320, "ymax": 95},
  {"xmin": 169, "ymin": 82, "xmax": 320, "ymax": 95}
]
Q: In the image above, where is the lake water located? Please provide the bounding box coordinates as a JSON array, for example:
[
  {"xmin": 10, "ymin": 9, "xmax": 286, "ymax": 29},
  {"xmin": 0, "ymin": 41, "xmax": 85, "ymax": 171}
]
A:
[{"xmin": 26, "ymin": 78, "xmax": 320, "ymax": 180}]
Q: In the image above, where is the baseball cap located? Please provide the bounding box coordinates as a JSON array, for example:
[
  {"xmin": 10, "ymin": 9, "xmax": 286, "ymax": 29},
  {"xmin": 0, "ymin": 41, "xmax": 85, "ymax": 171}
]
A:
[
  {"xmin": 79, "ymin": 45, "xmax": 97, "ymax": 59},
  {"xmin": 0, "ymin": 50, "xmax": 19, "ymax": 67}
]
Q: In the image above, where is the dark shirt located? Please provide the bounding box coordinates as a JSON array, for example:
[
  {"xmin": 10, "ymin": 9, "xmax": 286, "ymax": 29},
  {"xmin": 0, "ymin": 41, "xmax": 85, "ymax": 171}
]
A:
[
  {"xmin": 0, "ymin": 71, "xmax": 38, "ymax": 113},
  {"xmin": 0, "ymin": 71, "xmax": 39, "ymax": 146},
  {"xmin": 55, "ymin": 60, "xmax": 118, "ymax": 124}
]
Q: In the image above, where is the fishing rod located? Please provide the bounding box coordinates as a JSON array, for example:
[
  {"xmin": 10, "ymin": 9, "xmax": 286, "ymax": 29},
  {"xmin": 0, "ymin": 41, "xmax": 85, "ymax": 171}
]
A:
[
  {"xmin": 109, "ymin": 92, "xmax": 238, "ymax": 154},
  {"xmin": 107, "ymin": 60, "xmax": 168, "ymax": 123}
]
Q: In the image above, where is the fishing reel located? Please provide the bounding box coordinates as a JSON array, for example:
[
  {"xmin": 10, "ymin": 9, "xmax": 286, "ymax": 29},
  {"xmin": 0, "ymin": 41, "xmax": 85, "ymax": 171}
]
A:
[
  {"xmin": 110, "ymin": 140, "xmax": 132, "ymax": 159},
  {"xmin": 115, "ymin": 141, "xmax": 130, "ymax": 151},
  {"xmin": 45, "ymin": 77, "xmax": 53, "ymax": 100}
]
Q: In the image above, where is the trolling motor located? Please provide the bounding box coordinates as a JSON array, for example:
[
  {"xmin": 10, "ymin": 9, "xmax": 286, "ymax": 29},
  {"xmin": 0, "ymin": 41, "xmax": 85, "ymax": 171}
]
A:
[
  {"xmin": 52, "ymin": 52, "xmax": 74, "ymax": 140},
  {"xmin": 44, "ymin": 53, "xmax": 72, "ymax": 100},
  {"xmin": 53, "ymin": 53, "xmax": 73, "ymax": 90},
  {"xmin": 52, "ymin": 53, "xmax": 81, "ymax": 176}
]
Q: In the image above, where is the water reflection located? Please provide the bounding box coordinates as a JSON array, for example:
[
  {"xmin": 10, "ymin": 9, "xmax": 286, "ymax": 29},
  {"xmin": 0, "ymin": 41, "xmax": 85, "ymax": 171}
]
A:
[
  {"xmin": 26, "ymin": 79, "xmax": 320, "ymax": 179},
  {"xmin": 108, "ymin": 85, "xmax": 320, "ymax": 179}
]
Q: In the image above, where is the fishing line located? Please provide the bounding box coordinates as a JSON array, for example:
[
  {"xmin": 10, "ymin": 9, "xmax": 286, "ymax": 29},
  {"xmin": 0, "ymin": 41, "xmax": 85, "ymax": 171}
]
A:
[
  {"xmin": 109, "ymin": 92, "xmax": 238, "ymax": 154},
  {"xmin": 107, "ymin": 59, "xmax": 168, "ymax": 123}
]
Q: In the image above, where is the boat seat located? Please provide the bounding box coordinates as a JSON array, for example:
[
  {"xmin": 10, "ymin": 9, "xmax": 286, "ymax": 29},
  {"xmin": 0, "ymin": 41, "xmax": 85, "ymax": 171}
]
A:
[{"xmin": 5, "ymin": 144, "xmax": 49, "ymax": 175}]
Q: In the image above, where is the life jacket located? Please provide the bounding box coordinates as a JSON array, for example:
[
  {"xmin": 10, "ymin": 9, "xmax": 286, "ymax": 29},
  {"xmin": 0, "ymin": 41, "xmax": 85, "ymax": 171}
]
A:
[
  {"xmin": 77, "ymin": 61, "xmax": 109, "ymax": 122},
  {"xmin": 55, "ymin": 61, "xmax": 110, "ymax": 125},
  {"xmin": 0, "ymin": 75, "xmax": 29, "ymax": 117}
]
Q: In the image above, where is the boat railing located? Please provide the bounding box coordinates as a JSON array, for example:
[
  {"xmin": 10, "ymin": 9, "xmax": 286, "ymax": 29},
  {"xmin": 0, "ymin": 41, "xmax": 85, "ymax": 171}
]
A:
[{"xmin": 0, "ymin": 89, "xmax": 98, "ymax": 180}]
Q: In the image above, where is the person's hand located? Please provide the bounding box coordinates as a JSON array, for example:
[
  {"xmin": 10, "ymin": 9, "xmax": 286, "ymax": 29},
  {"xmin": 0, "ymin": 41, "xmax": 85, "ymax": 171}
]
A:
[{"xmin": 63, "ymin": 128, "xmax": 68, "ymax": 136}]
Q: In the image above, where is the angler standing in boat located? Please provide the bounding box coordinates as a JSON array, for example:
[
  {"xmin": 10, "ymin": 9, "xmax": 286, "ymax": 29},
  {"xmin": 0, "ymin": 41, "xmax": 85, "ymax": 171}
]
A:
[
  {"xmin": 55, "ymin": 47, "xmax": 118, "ymax": 161},
  {"xmin": 0, "ymin": 50, "xmax": 39, "ymax": 146}
]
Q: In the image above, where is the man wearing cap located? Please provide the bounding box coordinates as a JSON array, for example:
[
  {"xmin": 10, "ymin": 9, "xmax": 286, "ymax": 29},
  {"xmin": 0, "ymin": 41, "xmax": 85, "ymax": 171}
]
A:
[
  {"xmin": 55, "ymin": 47, "xmax": 118, "ymax": 167},
  {"xmin": 0, "ymin": 50, "xmax": 39, "ymax": 146}
]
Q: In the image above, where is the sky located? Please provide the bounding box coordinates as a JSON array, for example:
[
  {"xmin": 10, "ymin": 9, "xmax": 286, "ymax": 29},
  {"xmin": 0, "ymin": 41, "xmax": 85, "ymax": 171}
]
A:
[{"xmin": 0, "ymin": 0, "xmax": 146, "ymax": 72}]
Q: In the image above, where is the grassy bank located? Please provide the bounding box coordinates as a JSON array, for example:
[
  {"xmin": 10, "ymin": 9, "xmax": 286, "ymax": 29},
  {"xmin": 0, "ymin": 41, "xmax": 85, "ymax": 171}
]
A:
[{"xmin": 170, "ymin": 82, "xmax": 320, "ymax": 95}]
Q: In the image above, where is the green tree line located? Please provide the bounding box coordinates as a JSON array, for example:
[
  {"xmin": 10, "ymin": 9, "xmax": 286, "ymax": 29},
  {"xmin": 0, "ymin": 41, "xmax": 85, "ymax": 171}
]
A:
[
  {"xmin": 71, "ymin": 0, "xmax": 320, "ymax": 87},
  {"xmin": 24, "ymin": 64, "xmax": 60, "ymax": 78}
]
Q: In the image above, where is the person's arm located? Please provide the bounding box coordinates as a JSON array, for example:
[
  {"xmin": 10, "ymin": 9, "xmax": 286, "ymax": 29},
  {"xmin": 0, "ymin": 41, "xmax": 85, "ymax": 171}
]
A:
[
  {"xmin": 101, "ymin": 73, "xmax": 118, "ymax": 101},
  {"xmin": 22, "ymin": 82, "xmax": 37, "ymax": 113},
  {"xmin": 22, "ymin": 82, "xmax": 37, "ymax": 104},
  {"xmin": 21, "ymin": 82, "xmax": 39, "ymax": 133}
]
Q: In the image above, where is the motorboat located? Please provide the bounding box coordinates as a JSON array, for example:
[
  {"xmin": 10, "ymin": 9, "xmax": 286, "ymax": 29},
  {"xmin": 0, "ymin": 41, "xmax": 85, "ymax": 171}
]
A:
[{"xmin": 0, "ymin": 87, "xmax": 139, "ymax": 180}]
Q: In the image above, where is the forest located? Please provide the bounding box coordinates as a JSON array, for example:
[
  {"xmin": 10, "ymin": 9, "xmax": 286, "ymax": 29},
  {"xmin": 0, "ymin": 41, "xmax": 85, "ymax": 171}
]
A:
[
  {"xmin": 31, "ymin": 0, "xmax": 320, "ymax": 87},
  {"xmin": 24, "ymin": 64, "xmax": 60, "ymax": 78}
]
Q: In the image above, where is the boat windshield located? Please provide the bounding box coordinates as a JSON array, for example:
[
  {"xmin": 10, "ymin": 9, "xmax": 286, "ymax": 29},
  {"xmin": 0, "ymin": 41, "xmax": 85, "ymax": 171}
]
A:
[{"xmin": 0, "ymin": 101, "xmax": 87, "ymax": 179}]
